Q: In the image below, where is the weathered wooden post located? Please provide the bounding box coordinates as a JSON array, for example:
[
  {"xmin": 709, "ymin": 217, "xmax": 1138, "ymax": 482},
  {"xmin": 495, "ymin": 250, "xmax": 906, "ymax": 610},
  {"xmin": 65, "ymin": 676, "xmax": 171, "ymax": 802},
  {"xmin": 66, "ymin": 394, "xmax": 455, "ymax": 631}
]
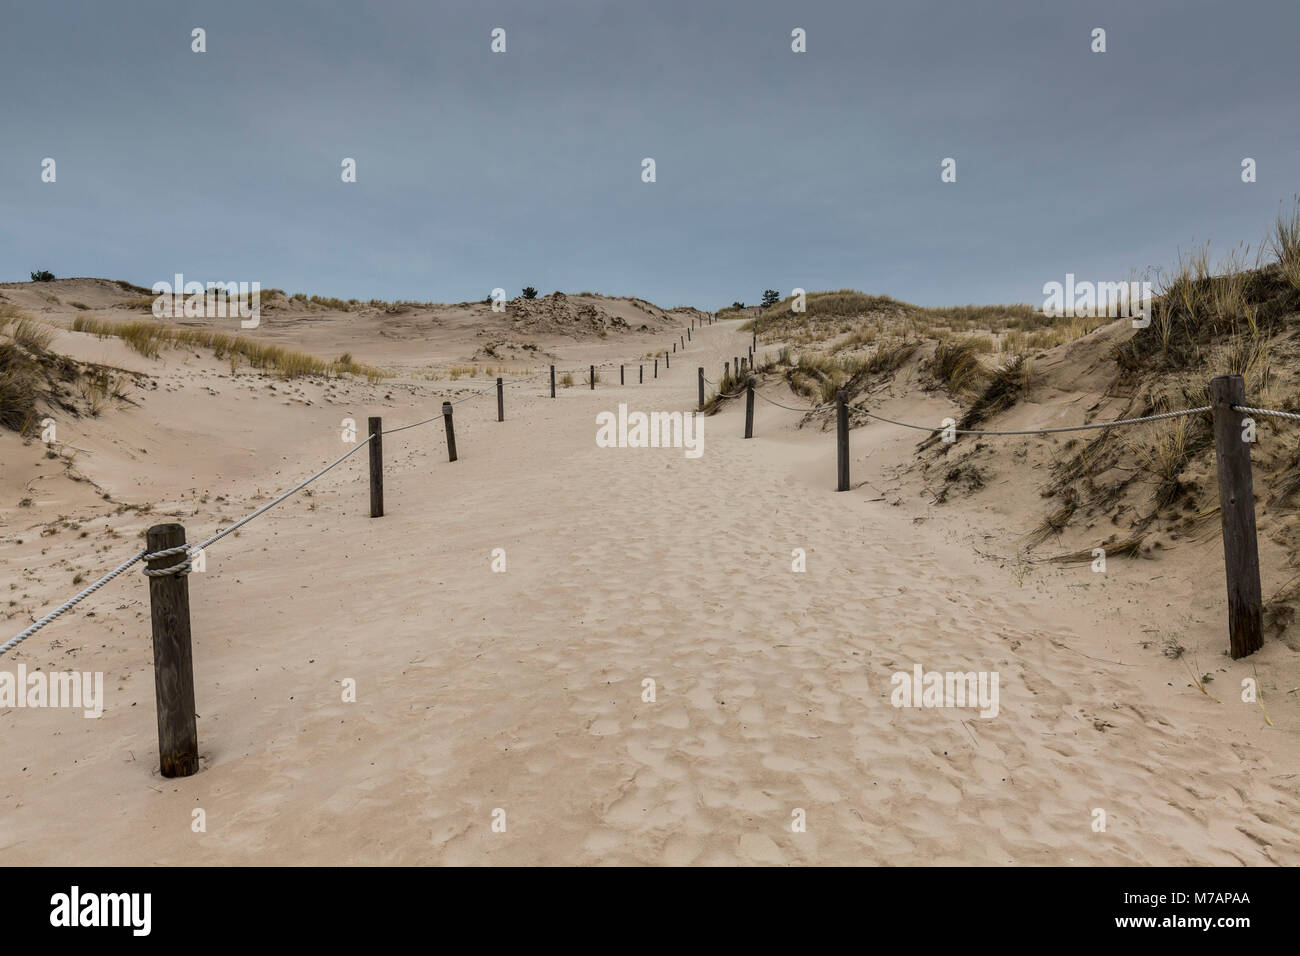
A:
[
  {"xmin": 698, "ymin": 367, "xmax": 705, "ymax": 409},
  {"xmin": 724, "ymin": 361, "xmax": 730, "ymax": 380},
  {"xmin": 368, "ymin": 416, "xmax": 383, "ymax": 517},
  {"xmin": 639, "ymin": 364, "xmax": 643, "ymax": 383},
  {"xmin": 620, "ymin": 365, "xmax": 625, "ymax": 385},
  {"xmin": 680, "ymin": 334, "xmax": 684, "ymax": 349},
  {"xmin": 550, "ymin": 365, "xmax": 556, "ymax": 399},
  {"xmin": 836, "ymin": 390, "xmax": 850, "ymax": 492},
  {"xmin": 145, "ymin": 522, "xmax": 199, "ymax": 778},
  {"xmin": 589, "ymin": 365, "xmax": 595, "ymax": 390},
  {"xmin": 654, "ymin": 358, "xmax": 658, "ymax": 378},
  {"xmin": 734, "ymin": 355, "xmax": 739, "ymax": 376},
  {"xmin": 673, "ymin": 342, "xmax": 677, "ymax": 353},
  {"xmin": 687, "ymin": 327, "xmax": 691, "ymax": 342},
  {"xmin": 496, "ymin": 377, "xmax": 504, "ymax": 422},
  {"xmin": 1210, "ymin": 374, "xmax": 1264, "ymax": 658},
  {"xmin": 442, "ymin": 401, "xmax": 457, "ymax": 462},
  {"xmin": 666, "ymin": 352, "xmax": 670, "ymax": 369},
  {"xmin": 744, "ymin": 379, "xmax": 755, "ymax": 438}
]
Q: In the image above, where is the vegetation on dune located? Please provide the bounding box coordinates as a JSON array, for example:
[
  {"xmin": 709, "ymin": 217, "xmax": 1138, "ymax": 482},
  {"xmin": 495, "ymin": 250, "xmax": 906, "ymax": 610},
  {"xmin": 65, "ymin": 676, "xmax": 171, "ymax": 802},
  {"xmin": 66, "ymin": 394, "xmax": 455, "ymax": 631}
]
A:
[
  {"xmin": 1, "ymin": 307, "xmax": 137, "ymax": 433},
  {"xmin": 708, "ymin": 202, "xmax": 1300, "ymax": 619},
  {"xmin": 68, "ymin": 315, "xmax": 385, "ymax": 382}
]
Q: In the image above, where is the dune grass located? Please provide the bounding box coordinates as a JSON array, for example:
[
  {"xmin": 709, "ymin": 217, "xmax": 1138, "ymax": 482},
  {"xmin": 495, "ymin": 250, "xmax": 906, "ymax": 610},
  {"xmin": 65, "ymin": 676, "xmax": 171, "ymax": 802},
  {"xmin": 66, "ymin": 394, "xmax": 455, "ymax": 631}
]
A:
[{"xmin": 68, "ymin": 315, "xmax": 385, "ymax": 381}]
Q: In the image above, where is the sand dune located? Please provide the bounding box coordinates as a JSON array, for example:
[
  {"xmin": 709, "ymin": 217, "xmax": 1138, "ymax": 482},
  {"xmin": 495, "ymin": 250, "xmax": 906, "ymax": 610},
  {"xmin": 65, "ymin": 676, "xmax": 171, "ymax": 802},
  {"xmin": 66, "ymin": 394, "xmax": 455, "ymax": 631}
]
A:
[{"xmin": 1, "ymin": 305, "xmax": 1297, "ymax": 866}]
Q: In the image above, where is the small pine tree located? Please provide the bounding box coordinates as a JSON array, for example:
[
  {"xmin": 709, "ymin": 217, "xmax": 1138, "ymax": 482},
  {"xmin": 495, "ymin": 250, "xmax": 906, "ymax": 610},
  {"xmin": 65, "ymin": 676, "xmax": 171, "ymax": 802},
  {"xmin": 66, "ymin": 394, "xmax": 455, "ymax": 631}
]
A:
[
  {"xmin": 30, "ymin": 270, "xmax": 55, "ymax": 282},
  {"xmin": 522, "ymin": 286, "xmax": 538, "ymax": 299},
  {"xmin": 761, "ymin": 289, "xmax": 781, "ymax": 308},
  {"xmin": 731, "ymin": 300, "xmax": 745, "ymax": 309}
]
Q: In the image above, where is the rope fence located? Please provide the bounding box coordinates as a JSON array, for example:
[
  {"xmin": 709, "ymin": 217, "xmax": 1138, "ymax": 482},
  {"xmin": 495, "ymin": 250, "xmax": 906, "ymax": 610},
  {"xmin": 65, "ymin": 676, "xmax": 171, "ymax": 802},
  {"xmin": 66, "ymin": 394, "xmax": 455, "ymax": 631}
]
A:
[
  {"xmin": 3, "ymin": 314, "xmax": 723, "ymax": 664},
  {"xmin": 6, "ymin": 306, "xmax": 1293, "ymax": 775},
  {"xmin": 702, "ymin": 362, "xmax": 1296, "ymax": 662}
]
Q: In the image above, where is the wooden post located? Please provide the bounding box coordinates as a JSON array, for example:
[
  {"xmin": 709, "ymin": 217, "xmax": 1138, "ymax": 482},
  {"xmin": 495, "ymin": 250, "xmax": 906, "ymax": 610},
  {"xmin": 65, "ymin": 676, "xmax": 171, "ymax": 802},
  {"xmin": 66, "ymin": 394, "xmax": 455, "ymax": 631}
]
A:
[
  {"xmin": 680, "ymin": 335, "xmax": 684, "ymax": 349},
  {"xmin": 673, "ymin": 342, "xmax": 676, "ymax": 353},
  {"xmin": 687, "ymin": 327, "xmax": 691, "ymax": 342},
  {"xmin": 620, "ymin": 365, "xmax": 624, "ymax": 385},
  {"xmin": 145, "ymin": 522, "xmax": 199, "ymax": 778},
  {"xmin": 639, "ymin": 364, "xmax": 643, "ymax": 384},
  {"xmin": 589, "ymin": 365, "xmax": 595, "ymax": 390},
  {"xmin": 734, "ymin": 356, "xmax": 739, "ymax": 376},
  {"xmin": 1210, "ymin": 374, "xmax": 1264, "ymax": 658},
  {"xmin": 836, "ymin": 390, "xmax": 850, "ymax": 491},
  {"xmin": 496, "ymin": 377, "xmax": 504, "ymax": 422},
  {"xmin": 744, "ymin": 379, "xmax": 755, "ymax": 438},
  {"xmin": 698, "ymin": 367, "xmax": 705, "ymax": 409},
  {"xmin": 550, "ymin": 365, "xmax": 555, "ymax": 399},
  {"xmin": 442, "ymin": 402, "xmax": 457, "ymax": 462},
  {"xmin": 666, "ymin": 352, "xmax": 670, "ymax": 369},
  {"xmin": 724, "ymin": 361, "xmax": 729, "ymax": 380},
  {"xmin": 368, "ymin": 416, "xmax": 383, "ymax": 517},
  {"xmin": 654, "ymin": 358, "xmax": 658, "ymax": 378}
]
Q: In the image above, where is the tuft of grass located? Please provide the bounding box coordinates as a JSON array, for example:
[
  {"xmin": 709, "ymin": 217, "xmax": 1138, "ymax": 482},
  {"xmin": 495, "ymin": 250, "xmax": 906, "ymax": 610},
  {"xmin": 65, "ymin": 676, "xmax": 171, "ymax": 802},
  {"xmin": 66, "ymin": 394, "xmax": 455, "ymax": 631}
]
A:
[
  {"xmin": 1026, "ymin": 499, "xmax": 1078, "ymax": 547},
  {"xmin": 1271, "ymin": 196, "xmax": 1300, "ymax": 292},
  {"xmin": 1049, "ymin": 534, "xmax": 1147, "ymax": 564},
  {"xmin": 1124, "ymin": 418, "xmax": 1191, "ymax": 509},
  {"xmin": 930, "ymin": 337, "xmax": 988, "ymax": 400},
  {"xmin": 7, "ymin": 314, "xmax": 56, "ymax": 352}
]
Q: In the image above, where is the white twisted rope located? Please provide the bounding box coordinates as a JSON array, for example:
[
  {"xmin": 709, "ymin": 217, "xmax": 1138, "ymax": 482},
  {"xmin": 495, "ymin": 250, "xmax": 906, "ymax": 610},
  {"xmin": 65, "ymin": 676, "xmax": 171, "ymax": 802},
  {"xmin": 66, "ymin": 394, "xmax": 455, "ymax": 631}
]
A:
[
  {"xmin": 1233, "ymin": 405, "xmax": 1300, "ymax": 422},
  {"xmin": 863, "ymin": 404, "xmax": 1211, "ymax": 436},
  {"xmin": 1, "ymin": 549, "xmax": 146, "ymax": 656},
  {"xmin": 3, "ymin": 327, "xmax": 703, "ymax": 652},
  {"xmin": 189, "ymin": 435, "xmax": 375, "ymax": 554},
  {"xmin": 141, "ymin": 543, "xmax": 192, "ymax": 578}
]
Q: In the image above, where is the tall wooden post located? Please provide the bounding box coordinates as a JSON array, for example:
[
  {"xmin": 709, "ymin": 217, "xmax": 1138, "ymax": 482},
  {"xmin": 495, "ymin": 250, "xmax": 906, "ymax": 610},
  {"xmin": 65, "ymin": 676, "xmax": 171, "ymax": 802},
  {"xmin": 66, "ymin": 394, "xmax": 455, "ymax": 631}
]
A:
[
  {"xmin": 744, "ymin": 379, "xmax": 755, "ymax": 439},
  {"xmin": 654, "ymin": 358, "xmax": 658, "ymax": 379},
  {"xmin": 666, "ymin": 352, "xmax": 670, "ymax": 369},
  {"xmin": 836, "ymin": 390, "xmax": 850, "ymax": 491},
  {"xmin": 639, "ymin": 364, "xmax": 643, "ymax": 384},
  {"xmin": 442, "ymin": 402, "xmax": 457, "ymax": 462},
  {"xmin": 145, "ymin": 523, "xmax": 199, "ymax": 778},
  {"xmin": 496, "ymin": 377, "xmax": 504, "ymax": 422},
  {"xmin": 620, "ymin": 365, "xmax": 624, "ymax": 385},
  {"xmin": 1210, "ymin": 374, "xmax": 1264, "ymax": 658},
  {"xmin": 687, "ymin": 327, "xmax": 691, "ymax": 342},
  {"xmin": 698, "ymin": 367, "xmax": 705, "ymax": 409},
  {"xmin": 589, "ymin": 365, "xmax": 595, "ymax": 390},
  {"xmin": 550, "ymin": 365, "xmax": 556, "ymax": 399},
  {"xmin": 368, "ymin": 416, "xmax": 383, "ymax": 517},
  {"xmin": 724, "ymin": 361, "xmax": 729, "ymax": 380}
]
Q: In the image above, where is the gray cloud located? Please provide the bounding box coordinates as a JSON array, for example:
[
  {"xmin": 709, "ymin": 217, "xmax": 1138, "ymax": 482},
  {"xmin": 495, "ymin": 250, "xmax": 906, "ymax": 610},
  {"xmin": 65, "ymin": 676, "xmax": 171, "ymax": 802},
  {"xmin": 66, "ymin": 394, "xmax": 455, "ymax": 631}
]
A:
[{"xmin": 3, "ymin": 0, "xmax": 1297, "ymax": 308}]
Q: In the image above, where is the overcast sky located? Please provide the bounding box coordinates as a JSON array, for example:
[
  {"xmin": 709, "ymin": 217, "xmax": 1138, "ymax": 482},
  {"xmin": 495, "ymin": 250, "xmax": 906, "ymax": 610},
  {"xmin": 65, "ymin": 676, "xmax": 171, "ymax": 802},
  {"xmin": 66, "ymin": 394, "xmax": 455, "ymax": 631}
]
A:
[{"xmin": 3, "ymin": 0, "xmax": 1297, "ymax": 309}]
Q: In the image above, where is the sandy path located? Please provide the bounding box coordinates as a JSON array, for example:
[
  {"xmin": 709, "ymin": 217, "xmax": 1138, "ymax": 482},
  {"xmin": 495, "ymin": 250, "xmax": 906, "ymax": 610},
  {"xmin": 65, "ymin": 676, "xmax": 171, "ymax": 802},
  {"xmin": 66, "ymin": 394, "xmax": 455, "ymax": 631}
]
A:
[{"xmin": 2, "ymin": 321, "xmax": 1297, "ymax": 865}]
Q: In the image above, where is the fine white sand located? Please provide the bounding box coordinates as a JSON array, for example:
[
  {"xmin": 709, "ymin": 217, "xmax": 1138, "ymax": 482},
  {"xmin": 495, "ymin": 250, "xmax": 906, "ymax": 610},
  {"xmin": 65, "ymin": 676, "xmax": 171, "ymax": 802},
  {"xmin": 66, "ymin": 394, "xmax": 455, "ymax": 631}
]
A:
[{"xmin": 2, "ymin": 306, "xmax": 1297, "ymax": 865}]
